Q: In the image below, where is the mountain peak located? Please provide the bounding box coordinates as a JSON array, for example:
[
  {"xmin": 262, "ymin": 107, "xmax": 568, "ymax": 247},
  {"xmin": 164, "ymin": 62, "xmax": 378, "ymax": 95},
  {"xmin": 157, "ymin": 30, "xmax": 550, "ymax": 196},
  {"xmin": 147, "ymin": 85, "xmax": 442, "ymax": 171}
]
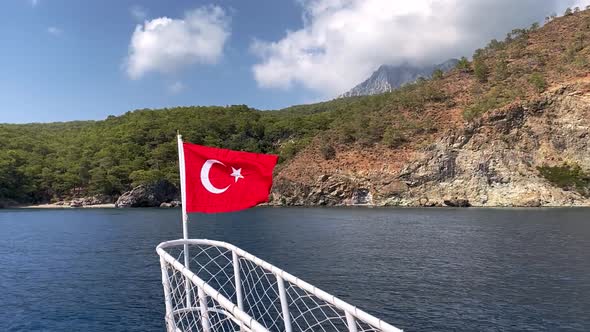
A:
[{"xmin": 340, "ymin": 59, "xmax": 459, "ymax": 98}]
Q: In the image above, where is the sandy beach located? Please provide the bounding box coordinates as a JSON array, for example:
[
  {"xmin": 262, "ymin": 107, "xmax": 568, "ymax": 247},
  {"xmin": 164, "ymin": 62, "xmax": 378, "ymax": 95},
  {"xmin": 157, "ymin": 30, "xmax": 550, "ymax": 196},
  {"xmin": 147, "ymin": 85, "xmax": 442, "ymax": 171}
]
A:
[{"xmin": 17, "ymin": 203, "xmax": 116, "ymax": 209}]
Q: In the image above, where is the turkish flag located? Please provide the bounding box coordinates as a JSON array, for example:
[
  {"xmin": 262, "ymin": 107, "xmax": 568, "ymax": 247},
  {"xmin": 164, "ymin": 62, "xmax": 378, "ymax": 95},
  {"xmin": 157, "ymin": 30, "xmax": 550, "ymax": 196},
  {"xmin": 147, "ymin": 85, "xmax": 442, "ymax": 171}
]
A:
[{"xmin": 182, "ymin": 142, "xmax": 278, "ymax": 213}]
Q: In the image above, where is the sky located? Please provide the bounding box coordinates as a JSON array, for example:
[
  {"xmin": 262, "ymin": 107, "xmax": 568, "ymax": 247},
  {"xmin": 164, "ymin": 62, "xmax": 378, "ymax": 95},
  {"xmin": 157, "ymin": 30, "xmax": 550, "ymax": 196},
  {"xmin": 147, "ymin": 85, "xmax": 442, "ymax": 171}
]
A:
[{"xmin": 1, "ymin": 0, "xmax": 588, "ymax": 123}]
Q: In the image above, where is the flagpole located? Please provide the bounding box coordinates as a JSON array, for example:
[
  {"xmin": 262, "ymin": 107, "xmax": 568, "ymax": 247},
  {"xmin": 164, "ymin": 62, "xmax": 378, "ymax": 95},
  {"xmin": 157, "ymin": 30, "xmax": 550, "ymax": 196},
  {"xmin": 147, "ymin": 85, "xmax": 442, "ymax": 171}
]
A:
[
  {"xmin": 177, "ymin": 132, "xmax": 192, "ymax": 308},
  {"xmin": 177, "ymin": 134, "xmax": 189, "ymax": 239},
  {"xmin": 177, "ymin": 132, "xmax": 211, "ymax": 332}
]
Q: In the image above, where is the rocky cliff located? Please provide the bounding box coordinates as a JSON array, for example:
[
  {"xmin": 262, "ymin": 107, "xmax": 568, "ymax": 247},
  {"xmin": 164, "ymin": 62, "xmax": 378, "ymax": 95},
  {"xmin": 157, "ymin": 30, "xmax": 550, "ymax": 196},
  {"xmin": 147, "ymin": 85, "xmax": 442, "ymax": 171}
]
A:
[
  {"xmin": 272, "ymin": 82, "xmax": 590, "ymax": 207},
  {"xmin": 115, "ymin": 180, "xmax": 179, "ymax": 208}
]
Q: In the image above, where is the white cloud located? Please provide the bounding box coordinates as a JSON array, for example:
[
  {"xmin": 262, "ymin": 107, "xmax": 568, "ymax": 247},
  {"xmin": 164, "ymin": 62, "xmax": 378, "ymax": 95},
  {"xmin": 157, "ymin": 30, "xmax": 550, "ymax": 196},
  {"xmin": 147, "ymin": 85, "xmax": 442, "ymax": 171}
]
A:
[
  {"xmin": 47, "ymin": 26, "xmax": 62, "ymax": 36},
  {"xmin": 252, "ymin": 0, "xmax": 590, "ymax": 96},
  {"xmin": 167, "ymin": 81, "xmax": 185, "ymax": 94},
  {"xmin": 130, "ymin": 5, "xmax": 147, "ymax": 21},
  {"xmin": 125, "ymin": 6, "xmax": 230, "ymax": 79}
]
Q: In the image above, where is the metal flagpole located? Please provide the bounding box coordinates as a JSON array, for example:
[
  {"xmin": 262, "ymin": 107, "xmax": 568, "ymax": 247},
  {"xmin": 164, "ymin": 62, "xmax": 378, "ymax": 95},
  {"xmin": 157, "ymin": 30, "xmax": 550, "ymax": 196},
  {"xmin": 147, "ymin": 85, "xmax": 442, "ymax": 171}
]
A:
[
  {"xmin": 177, "ymin": 132, "xmax": 211, "ymax": 332},
  {"xmin": 177, "ymin": 133, "xmax": 191, "ymax": 309}
]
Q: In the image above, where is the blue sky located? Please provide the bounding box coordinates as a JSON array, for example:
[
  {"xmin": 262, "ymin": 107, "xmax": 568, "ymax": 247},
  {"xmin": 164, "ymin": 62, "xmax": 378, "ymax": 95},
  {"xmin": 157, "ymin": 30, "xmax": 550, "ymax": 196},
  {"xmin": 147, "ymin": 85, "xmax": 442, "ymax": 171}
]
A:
[
  {"xmin": 0, "ymin": 0, "xmax": 313, "ymax": 123},
  {"xmin": 1, "ymin": 0, "xmax": 586, "ymax": 123}
]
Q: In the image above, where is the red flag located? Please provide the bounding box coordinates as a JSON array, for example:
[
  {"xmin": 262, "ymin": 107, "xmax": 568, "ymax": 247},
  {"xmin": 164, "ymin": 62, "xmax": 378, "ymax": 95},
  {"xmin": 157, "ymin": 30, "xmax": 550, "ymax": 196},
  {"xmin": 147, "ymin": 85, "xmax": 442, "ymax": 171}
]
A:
[{"xmin": 181, "ymin": 142, "xmax": 278, "ymax": 213}]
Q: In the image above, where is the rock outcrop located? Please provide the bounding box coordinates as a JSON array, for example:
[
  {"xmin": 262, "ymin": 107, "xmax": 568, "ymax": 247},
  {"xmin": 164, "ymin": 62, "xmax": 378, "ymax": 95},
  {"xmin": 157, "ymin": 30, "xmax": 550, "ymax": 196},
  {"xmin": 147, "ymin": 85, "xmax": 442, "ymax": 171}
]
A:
[
  {"xmin": 396, "ymin": 86, "xmax": 590, "ymax": 207},
  {"xmin": 271, "ymin": 174, "xmax": 376, "ymax": 206},
  {"xmin": 160, "ymin": 201, "xmax": 181, "ymax": 208},
  {"xmin": 115, "ymin": 180, "xmax": 178, "ymax": 208},
  {"xmin": 272, "ymin": 84, "xmax": 590, "ymax": 207},
  {"xmin": 67, "ymin": 195, "xmax": 113, "ymax": 207},
  {"xmin": 443, "ymin": 198, "xmax": 472, "ymax": 207}
]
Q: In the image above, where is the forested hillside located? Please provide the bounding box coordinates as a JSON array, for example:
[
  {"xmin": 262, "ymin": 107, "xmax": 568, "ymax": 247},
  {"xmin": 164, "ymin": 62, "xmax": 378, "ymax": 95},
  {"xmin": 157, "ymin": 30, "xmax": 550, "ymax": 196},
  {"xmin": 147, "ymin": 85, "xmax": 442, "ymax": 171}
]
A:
[
  {"xmin": 0, "ymin": 80, "xmax": 450, "ymax": 204},
  {"xmin": 2, "ymin": 7, "xmax": 590, "ymax": 206},
  {"xmin": 0, "ymin": 106, "xmax": 307, "ymax": 203}
]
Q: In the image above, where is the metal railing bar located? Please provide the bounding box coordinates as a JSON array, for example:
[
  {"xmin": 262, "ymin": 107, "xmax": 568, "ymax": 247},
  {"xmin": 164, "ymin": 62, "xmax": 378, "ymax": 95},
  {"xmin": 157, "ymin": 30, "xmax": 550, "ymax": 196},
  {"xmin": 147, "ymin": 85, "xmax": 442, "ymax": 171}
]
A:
[
  {"xmin": 160, "ymin": 256, "xmax": 177, "ymax": 332},
  {"xmin": 157, "ymin": 239, "xmax": 403, "ymax": 332},
  {"xmin": 233, "ymin": 251, "xmax": 245, "ymax": 311},
  {"xmin": 276, "ymin": 275, "xmax": 293, "ymax": 332},
  {"xmin": 157, "ymin": 247, "xmax": 270, "ymax": 332}
]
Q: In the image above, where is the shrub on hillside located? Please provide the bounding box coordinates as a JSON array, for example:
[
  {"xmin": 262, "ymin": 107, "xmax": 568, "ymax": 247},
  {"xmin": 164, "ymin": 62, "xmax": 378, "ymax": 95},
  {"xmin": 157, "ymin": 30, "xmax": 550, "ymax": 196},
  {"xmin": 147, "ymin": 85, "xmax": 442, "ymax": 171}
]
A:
[
  {"xmin": 456, "ymin": 57, "xmax": 471, "ymax": 72},
  {"xmin": 319, "ymin": 142, "xmax": 336, "ymax": 160},
  {"xmin": 494, "ymin": 58, "xmax": 509, "ymax": 81},
  {"xmin": 574, "ymin": 55, "xmax": 589, "ymax": 69},
  {"xmin": 538, "ymin": 163, "xmax": 590, "ymax": 197},
  {"xmin": 382, "ymin": 127, "xmax": 407, "ymax": 148},
  {"xmin": 566, "ymin": 33, "xmax": 586, "ymax": 62},
  {"xmin": 528, "ymin": 72, "xmax": 547, "ymax": 92},
  {"xmin": 463, "ymin": 86, "xmax": 521, "ymax": 121},
  {"xmin": 280, "ymin": 139, "xmax": 310, "ymax": 160}
]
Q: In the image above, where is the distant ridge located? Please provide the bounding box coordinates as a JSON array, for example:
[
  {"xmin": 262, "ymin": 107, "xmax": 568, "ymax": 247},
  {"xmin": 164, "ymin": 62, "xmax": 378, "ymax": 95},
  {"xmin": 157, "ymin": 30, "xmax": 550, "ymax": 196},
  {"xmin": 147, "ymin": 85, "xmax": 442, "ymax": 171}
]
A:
[{"xmin": 340, "ymin": 59, "xmax": 459, "ymax": 97}]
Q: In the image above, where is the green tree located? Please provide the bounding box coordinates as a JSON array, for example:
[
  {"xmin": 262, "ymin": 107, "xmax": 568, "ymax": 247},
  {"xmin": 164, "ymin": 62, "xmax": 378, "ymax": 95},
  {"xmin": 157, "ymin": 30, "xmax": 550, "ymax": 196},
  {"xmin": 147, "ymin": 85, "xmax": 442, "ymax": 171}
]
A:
[
  {"xmin": 456, "ymin": 57, "xmax": 471, "ymax": 73},
  {"xmin": 486, "ymin": 39, "xmax": 504, "ymax": 51},
  {"xmin": 129, "ymin": 169, "xmax": 166, "ymax": 187},
  {"xmin": 432, "ymin": 68, "xmax": 444, "ymax": 80},
  {"xmin": 473, "ymin": 58, "xmax": 489, "ymax": 82}
]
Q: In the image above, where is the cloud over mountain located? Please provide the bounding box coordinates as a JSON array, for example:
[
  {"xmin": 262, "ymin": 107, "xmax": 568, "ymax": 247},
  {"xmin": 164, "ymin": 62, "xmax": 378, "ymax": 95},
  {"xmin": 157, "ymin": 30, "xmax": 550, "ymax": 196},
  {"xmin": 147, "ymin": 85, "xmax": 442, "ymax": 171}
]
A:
[
  {"xmin": 125, "ymin": 6, "xmax": 230, "ymax": 79},
  {"xmin": 252, "ymin": 0, "xmax": 590, "ymax": 96}
]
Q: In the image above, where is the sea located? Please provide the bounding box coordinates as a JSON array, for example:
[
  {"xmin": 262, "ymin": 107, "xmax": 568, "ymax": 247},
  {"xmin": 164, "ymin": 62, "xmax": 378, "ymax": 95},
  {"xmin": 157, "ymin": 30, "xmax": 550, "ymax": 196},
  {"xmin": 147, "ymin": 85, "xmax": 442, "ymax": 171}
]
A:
[{"xmin": 0, "ymin": 207, "xmax": 589, "ymax": 331}]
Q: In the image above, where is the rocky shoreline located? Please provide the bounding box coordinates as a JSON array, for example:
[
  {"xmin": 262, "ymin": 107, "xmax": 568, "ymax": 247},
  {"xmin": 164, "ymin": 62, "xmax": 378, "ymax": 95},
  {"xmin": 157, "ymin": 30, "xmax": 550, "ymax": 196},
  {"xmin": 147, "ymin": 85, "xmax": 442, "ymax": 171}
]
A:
[{"xmin": 6, "ymin": 180, "xmax": 182, "ymax": 209}]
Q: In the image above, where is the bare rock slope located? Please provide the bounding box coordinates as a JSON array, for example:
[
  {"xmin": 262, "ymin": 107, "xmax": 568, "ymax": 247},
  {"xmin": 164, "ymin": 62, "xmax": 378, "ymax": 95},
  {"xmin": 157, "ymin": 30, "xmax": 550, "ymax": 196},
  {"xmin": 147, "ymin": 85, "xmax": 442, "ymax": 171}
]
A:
[{"xmin": 272, "ymin": 83, "xmax": 590, "ymax": 207}]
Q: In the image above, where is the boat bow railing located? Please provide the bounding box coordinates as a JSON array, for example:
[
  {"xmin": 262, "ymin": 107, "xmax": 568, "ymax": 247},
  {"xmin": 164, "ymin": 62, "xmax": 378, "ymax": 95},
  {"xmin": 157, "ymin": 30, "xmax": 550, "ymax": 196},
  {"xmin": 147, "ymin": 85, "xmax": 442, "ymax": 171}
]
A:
[{"xmin": 157, "ymin": 239, "xmax": 402, "ymax": 332}]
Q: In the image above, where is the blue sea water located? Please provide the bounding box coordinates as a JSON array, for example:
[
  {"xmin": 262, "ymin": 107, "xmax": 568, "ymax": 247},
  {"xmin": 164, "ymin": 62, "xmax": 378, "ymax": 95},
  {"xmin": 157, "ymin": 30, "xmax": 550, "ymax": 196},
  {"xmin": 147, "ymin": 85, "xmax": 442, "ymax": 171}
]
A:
[{"xmin": 0, "ymin": 207, "xmax": 589, "ymax": 331}]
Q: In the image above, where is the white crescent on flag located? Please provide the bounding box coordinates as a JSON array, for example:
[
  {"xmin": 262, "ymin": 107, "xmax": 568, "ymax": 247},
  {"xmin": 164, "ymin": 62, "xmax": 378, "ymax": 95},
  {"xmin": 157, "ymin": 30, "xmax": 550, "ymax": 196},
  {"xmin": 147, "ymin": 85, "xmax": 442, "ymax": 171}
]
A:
[{"xmin": 200, "ymin": 159, "xmax": 231, "ymax": 194}]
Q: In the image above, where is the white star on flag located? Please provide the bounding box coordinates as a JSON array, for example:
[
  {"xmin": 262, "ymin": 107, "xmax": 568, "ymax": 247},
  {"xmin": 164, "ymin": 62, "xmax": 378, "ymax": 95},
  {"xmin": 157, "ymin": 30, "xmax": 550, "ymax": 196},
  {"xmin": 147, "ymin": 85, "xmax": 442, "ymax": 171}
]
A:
[{"xmin": 230, "ymin": 167, "xmax": 244, "ymax": 183}]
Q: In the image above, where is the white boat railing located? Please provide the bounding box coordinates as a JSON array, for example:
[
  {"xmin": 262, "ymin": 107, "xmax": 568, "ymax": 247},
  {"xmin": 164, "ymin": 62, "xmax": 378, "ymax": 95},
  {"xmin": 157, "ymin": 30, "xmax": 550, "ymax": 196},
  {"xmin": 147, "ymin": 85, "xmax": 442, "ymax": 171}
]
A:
[{"xmin": 157, "ymin": 239, "xmax": 403, "ymax": 332}]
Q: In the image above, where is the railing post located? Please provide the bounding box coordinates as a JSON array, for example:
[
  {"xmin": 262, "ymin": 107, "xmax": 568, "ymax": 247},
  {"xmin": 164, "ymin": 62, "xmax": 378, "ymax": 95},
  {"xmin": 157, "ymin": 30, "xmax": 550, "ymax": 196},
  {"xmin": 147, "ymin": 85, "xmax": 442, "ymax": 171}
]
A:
[
  {"xmin": 276, "ymin": 274, "xmax": 293, "ymax": 332},
  {"xmin": 233, "ymin": 251, "xmax": 244, "ymax": 310},
  {"xmin": 184, "ymin": 242, "xmax": 192, "ymax": 309},
  {"xmin": 198, "ymin": 287, "xmax": 211, "ymax": 332},
  {"xmin": 159, "ymin": 256, "xmax": 176, "ymax": 332},
  {"xmin": 345, "ymin": 311, "xmax": 359, "ymax": 332}
]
